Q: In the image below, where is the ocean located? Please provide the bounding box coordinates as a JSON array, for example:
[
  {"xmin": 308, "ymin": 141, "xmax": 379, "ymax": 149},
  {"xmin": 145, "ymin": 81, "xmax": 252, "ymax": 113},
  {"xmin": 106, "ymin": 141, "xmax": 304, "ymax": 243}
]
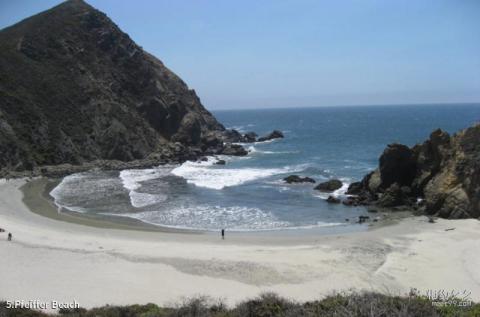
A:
[{"xmin": 50, "ymin": 104, "xmax": 480, "ymax": 232}]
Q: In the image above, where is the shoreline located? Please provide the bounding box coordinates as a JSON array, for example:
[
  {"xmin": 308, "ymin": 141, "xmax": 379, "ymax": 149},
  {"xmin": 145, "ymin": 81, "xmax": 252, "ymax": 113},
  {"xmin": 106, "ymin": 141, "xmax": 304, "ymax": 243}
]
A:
[
  {"xmin": 1, "ymin": 178, "xmax": 480, "ymax": 311},
  {"xmin": 22, "ymin": 178, "xmax": 201, "ymax": 234},
  {"xmin": 23, "ymin": 177, "xmax": 406, "ymax": 238}
]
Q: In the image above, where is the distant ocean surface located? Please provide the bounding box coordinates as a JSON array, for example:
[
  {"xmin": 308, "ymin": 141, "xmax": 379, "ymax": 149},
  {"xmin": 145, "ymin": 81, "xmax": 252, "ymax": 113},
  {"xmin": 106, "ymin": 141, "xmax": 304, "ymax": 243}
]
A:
[{"xmin": 51, "ymin": 104, "xmax": 480, "ymax": 231}]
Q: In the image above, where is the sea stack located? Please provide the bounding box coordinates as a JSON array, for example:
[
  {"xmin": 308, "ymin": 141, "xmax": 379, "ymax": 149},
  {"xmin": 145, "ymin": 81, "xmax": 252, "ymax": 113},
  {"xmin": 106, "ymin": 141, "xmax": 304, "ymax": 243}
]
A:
[{"xmin": 347, "ymin": 124, "xmax": 480, "ymax": 219}]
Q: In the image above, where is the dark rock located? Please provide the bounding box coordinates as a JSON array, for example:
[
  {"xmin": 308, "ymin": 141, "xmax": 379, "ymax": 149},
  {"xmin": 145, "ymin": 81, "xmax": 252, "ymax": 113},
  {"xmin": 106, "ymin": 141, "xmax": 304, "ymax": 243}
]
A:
[
  {"xmin": 243, "ymin": 132, "xmax": 258, "ymax": 143},
  {"xmin": 379, "ymin": 144, "xmax": 416, "ymax": 189},
  {"xmin": 410, "ymin": 129, "xmax": 451, "ymax": 195},
  {"xmin": 283, "ymin": 175, "xmax": 316, "ymax": 184},
  {"xmin": 346, "ymin": 182, "xmax": 363, "ymax": 195},
  {"xmin": 220, "ymin": 129, "xmax": 244, "ymax": 143},
  {"xmin": 376, "ymin": 183, "xmax": 406, "ymax": 207},
  {"xmin": 220, "ymin": 143, "xmax": 248, "ymax": 156},
  {"xmin": 200, "ymin": 132, "xmax": 223, "ymax": 151},
  {"xmin": 199, "ymin": 156, "xmax": 208, "ymax": 162},
  {"xmin": 257, "ymin": 130, "xmax": 284, "ymax": 142},
  {"xmin": 314, "ymin": 179, "xmax": 343, "ymax": 192},
  {"xmin": 215, "ymin": 159, "xmax": 226, "ymax": 165},
  {"xmin": 326, "ymin": 196, "xmax": 340, "ymax": 204},
  {"xmin": 342, "ymin": 194, "xmax": 372, "ymax": 206}
]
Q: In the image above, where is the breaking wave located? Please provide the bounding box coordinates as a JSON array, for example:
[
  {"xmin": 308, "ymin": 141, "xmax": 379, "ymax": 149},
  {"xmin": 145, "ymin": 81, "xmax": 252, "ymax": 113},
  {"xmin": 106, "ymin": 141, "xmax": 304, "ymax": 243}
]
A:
[
  {"xmin": 119, "ymin": 168, "xmax": 171, "ymax": 208},
  {"xmin": 313, "ymin": 178, "xmax": 351, "ymax": 200},
  {"xmin": 171, "ymin": 158, "xmax": 309, "ymax": 190}
]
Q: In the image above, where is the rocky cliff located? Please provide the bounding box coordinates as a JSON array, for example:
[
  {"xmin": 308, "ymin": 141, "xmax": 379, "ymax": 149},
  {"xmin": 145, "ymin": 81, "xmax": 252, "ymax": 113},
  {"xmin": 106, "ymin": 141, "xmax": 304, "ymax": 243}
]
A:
[
  {"xmin": 347, "ymin": 124, "xmax": 480, "ymax": 219},
  {"xmin": 0, "ymin": 0, "xmax": 227, "ymax": 172}
]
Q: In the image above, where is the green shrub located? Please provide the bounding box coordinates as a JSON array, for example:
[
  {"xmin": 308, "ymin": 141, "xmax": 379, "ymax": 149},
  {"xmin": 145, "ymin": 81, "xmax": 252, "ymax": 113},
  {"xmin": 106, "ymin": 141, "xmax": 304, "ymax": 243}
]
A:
[{"xmin": 2, "ymin": 292, "xmax": 480, "ymax": 317}]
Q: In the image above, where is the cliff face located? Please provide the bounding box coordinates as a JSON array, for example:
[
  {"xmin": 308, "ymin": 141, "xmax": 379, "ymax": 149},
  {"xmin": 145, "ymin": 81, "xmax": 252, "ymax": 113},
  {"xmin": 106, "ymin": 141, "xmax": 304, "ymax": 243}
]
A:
[
  {"xmin": 0, "ymin": 0, "xmax": 225, "ymax": 171},
  {"xmin": 348, "ymin": 124, "xmax": 480, "ymax": 219}
]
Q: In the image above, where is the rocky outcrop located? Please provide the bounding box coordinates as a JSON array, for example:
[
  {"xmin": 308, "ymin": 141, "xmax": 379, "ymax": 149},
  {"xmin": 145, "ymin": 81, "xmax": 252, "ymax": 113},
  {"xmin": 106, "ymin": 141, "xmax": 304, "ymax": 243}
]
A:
[
  {"xmin": 219, "ymin": 143, "xmax": 248, "ymax": 156},
  {"xmin": 1, "ymin": 142, "xmax": 201, "ymax": 178},
  {"xmin": 243, "ymin": 132, "xmax": 258, "ymax": 143},
  {"xmin": 217, "ymin": 129, "xmax": 282, "ymax": 144},
  {"xmin": 349, "ymin": 124, "xmax": 480, "ymax": 219},
  {"xmin": 218, "ymin": 129, "xmax": 244, "ymax": 143},
  {"xmin": 378, "ymin": 144, "xmax": 416, "ymax": 189},
  {"xmin": 258, "ymin": 130, "xmax": 284, "ymax": 142},
  {"xmin": 283, "ymin": 175, "xmax": 316, "ymax": 184},
  {"xmin": 315, "ymin": 179, "xmax": 343, "ymax": 192},
  {"xmin": 0, "ymin": 0, "xmax": 231, "ymax": 172}
]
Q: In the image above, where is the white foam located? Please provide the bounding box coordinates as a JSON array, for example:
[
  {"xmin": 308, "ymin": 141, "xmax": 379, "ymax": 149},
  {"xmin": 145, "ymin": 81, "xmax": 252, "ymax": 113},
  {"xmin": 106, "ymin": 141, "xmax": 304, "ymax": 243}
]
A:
[
  {"xmin": 119, "ymin": 168, "xmax": 170, "ymax": 191},
  {"xmin": 50, "ymin": 173, "xmax": 118, "ymax": 212},
  {"xmin": 248, "ymin": 145, "xmax": 298, "ymax": 155},
  {"xmin": 129, "ymin": 191, "xmax": 167, "ymax": 209},
  {"xmin": 171, "ymin": 161, "xmax": 306, "ymax": 190},
  {"xmin": 254, "ymin": 138, "xmax": 277, "ymax": 144},
  {"xmin": 58, "ymin": 205, "xmax": 90, "ymax": 214},
  {"xmin": 313, "ymin": 179, "xmax": 351, "ymax": 200},
  {"xmin": 102, "ymin": 205, "xmax": 345, "ymax": 232},
  {"xmin": 50, "ymin": 173, "xmax": 89, "ymax": 208},
  {"xmin": 332, "ymin": 180, "xmax": 350, "ymax": 197},
  {"xmin": 119, "ymin": 168, "xmax": 170, "ymax": 208}
]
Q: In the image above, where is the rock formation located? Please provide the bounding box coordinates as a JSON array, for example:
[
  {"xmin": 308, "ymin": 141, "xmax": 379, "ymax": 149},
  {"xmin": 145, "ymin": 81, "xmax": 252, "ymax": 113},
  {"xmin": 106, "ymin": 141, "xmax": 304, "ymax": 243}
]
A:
[
  {"xmin": 315, "ymin": 179, "xmax": 343, "ymax": 192},
  {"xmin": 243, "ymin": 132, "xmax": 258, "ymax": 143},
  {"xmin": 258, "ymin": 130, "xmax": 284, "ymax": 142},
  {"xmin": 0, "ymin": 0, "xmax": 248, "ymax": 174},
  {"xmin": 220, "ymin": 143, "xmax": 248, "ymax": 156},
  {"xmin": 347, "ymin": 124, "xmax": 480, "ymax": 219},
  {"xmin": 283, "ymin": 175, "xmax": 316, "ymax": 184}
]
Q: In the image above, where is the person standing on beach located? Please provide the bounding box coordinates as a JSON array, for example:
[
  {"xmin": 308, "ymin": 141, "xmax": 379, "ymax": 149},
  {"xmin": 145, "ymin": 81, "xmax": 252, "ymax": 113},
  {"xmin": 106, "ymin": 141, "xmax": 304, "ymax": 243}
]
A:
[
  {"xmin": 7, "ymin": 232, "xmax": 12, "ymax": 241},
  {"xmin": 221, "ymin": 229, "xmax": 225, "ymax": 240}
]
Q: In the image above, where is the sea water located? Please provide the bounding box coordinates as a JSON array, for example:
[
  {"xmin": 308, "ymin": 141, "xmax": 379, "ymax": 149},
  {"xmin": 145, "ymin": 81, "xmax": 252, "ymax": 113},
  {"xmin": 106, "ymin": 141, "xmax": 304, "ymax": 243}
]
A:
[{"xmin": 50, "ymin": 104, "xmax": 480, "ymax": 231}]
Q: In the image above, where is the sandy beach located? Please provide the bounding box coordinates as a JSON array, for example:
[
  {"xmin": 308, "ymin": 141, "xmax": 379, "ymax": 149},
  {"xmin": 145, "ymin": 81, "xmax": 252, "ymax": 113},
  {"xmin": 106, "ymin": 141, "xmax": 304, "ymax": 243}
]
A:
[{"xmin": 1, "ymin": 178, "xmax": 480, "ymax": 311}]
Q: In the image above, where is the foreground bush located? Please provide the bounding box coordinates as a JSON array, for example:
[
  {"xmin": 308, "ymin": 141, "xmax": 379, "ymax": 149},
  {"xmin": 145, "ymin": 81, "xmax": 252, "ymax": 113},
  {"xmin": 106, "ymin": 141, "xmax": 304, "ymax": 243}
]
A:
[{"xmin": 2, "ymin": 292, "xmax": 480, "ymax": 317}]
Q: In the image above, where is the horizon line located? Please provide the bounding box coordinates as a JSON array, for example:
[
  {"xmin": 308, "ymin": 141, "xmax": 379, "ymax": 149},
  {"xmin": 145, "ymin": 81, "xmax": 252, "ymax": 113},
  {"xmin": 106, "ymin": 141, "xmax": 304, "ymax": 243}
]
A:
[{"xmin": 210, "ymin": 101, "xmax": 480, "ymax": 112}]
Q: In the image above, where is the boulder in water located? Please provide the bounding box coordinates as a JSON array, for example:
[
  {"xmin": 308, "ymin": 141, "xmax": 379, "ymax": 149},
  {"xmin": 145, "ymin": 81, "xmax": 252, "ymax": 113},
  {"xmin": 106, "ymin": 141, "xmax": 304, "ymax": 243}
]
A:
[
  {"xmin": 257, "ymin": 130, "xmax": 284, "ymax": 142},
  {"xmin": 314, "ymin": 179, "xmax": 343, "ymax": 192},
  {"xmin": 220, "ymin": 143, "xmax": 248, "ymax": 156},
  {"xmin": 283, "ymin": 175, "xmax": 316, "ymax": 184}
]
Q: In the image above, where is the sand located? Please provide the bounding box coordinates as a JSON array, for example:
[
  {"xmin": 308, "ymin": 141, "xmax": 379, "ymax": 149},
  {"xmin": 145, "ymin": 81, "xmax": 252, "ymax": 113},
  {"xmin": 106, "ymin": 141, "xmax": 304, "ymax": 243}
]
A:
[{"xmin": 1, "ymin": 178, "xmax": 480, "ymax": 312}]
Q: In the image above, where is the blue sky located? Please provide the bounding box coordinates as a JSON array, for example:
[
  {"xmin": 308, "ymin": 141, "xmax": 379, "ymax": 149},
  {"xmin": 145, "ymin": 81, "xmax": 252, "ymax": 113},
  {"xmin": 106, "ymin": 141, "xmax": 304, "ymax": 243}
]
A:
[{"xmin": 1, "ymin": 0, "xmax": 479, "ymax": 109}]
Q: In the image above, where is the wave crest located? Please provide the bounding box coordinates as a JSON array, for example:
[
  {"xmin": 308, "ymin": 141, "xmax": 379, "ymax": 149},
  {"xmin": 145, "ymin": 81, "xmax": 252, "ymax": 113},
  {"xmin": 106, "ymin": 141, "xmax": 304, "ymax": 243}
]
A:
[
  {"xmin": 119, "ymin": 168, "xmax": 170, "ymax": 208},
  {"xmin": 171, "ymin": 159, "xmax": 308, "ymax": 190}
]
